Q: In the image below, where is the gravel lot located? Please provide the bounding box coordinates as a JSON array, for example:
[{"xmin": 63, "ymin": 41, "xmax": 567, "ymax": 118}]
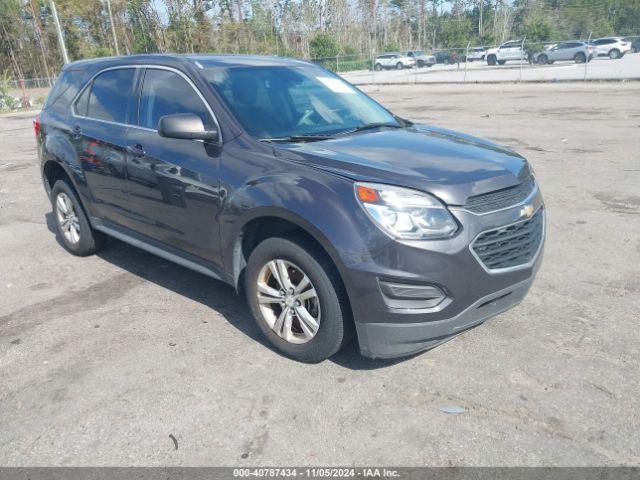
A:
[
  {"xmin": 343, "ymin": 52, "xmax": 640, "ymax": 84},
  {"xmin": 0, "ymin": 83, "xmax": 639, "ymax": 466}
]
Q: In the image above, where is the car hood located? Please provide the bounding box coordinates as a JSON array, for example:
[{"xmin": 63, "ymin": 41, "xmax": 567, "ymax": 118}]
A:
[{"xmin": 273, "ymin": 125, "xmax": 530, "ymax": 206}]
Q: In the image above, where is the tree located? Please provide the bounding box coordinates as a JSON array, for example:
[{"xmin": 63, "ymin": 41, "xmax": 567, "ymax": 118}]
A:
[{"xmin": 309, "ymin": 32, "xmax": 340, "ymax": 59}]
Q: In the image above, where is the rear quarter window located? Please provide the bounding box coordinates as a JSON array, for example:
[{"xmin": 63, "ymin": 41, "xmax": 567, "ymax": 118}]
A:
[{"xmin": 44, "ymin": 69, "xmax": 89, "ymax": 112}]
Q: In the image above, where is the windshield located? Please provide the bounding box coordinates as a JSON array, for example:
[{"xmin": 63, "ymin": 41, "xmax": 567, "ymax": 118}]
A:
[{"xmin": 201, "ymin": 65, "xmax": 399, "ymax": 139}]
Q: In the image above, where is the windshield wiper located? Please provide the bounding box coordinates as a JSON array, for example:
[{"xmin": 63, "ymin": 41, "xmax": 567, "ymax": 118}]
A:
[
  {"xmin": 336, "ymin": 122, "xmax": 405, "ymax": 136},
  {"xmin": 260, "ymin": 134, "xmax": 335, "ymax": 143}
]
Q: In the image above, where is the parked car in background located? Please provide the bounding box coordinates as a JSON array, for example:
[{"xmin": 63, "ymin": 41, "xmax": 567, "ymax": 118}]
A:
[
  {"xmin": 403, "ymin": 50, "xmax": 436, "ymax": 68},
  {"xmin": 466, "ymin": 47, "xmax": 488, "ymax": 62},
  {"xmin": 432, "ymin": 50, "xmax": 459, "ymax": 64},
  {"xmin": 534, "ymin": 41, "xmax": 595, "ymax": 64},
  {"xmin": 37, "ymin": 54, "xmax": 544, "ymax": 361},
  {"xmin": 486, "ymin": 40, "xmax": 528, "ymax": 65},
  {"xmin": 623, "ymin": 36, "xmax": 640, "ymax": 53},
  {"xmin": 590, "ymin": 37, "xmax": 632, "ymax": 59},
  {"xmin": 374, "ymin": 52, "xmax": 415, "ymax": 70}
]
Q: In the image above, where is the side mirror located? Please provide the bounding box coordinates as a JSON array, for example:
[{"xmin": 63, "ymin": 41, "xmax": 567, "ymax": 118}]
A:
[{"xmin": 157, "ymin": 113, "xmax": 218, "ymax": 142}]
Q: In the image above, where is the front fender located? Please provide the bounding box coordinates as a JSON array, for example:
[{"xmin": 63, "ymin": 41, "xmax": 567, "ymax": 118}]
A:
[{"xmin": 219, "ymin": 168, "xmax": 387, "ymax": 300}]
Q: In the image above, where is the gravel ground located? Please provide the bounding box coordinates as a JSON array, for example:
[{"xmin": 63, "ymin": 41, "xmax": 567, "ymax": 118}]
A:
[{"xmin": 0, "ymin": 82, "xmax": 639, "ymax": 466}]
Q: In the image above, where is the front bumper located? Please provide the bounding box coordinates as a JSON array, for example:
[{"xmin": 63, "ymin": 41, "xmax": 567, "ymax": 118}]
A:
[
  {"xmin": 356, "ymin": 275, "xmax": 536, "ymax": 358},
  {"xmin": 345, "ymin": 188, "xmax": 545, "ymax": 359}
]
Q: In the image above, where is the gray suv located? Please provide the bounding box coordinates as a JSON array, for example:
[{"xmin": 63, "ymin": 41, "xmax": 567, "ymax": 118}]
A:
[
  {"xmin": 535, "ymin": 41, "xmax": 595, "ymax": 64},
  {"xmin": 36, "ymin": 55, "xmax": 544, "ymax": 362}
]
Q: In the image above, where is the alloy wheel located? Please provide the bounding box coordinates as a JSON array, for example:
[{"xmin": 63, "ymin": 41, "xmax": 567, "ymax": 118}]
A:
[
  {"xmin": 256, "ymin": 259, "xmax": 321, "ymax": 344},
  {"xmin": 55, "ymin": 192, "xmax": 81, "ymax": 244}
]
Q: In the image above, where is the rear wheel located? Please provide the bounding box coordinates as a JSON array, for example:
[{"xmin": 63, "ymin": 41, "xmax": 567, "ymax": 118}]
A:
[
  {"xmin": 487, "ymin": 55, "xmax": 497, "ymax": 66},
  {"xmin": 417, "ymin": 60, "xmax": 424, "ymax": 68},
  {"xmin": 374, "ymin": 63, "xmax": 382, "ymax": 71},
  {"xmin": 498, "ymin": 59, "xmax": 507, "ymax": 65},
  {"xmin": 396, "ymin": 62, "xmax": 403, "ymax": 70},
  {"xmin": 609, "ymin": 48, "xmax": 621, "ymax": 59},
  {"xmin": 245, "ymin": 236, "xmax": 352, "ymax": 362},
  {"xmin": 51, "ymin": 180, "xmax": 105, "ymax": 256},
  {"xmin": 537, "ymin": 54, "xmax": 548, "ymax": 65},
  {"xmin": 574, "ymin": 52, "xmax": 586, "ymax": 63}
]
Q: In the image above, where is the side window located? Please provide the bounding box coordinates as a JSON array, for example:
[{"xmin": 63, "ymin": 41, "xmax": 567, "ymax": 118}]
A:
[
  {"xmin": 74, "ymin": 86, "xmax": 90, "ymax": 117},
  {"xmin": 139, "ymin": 69, "xmax": 213, "ymax": 130},
  {"xmin": 87, "ymin": 69, "xmax": 135, "ymax": 123}
]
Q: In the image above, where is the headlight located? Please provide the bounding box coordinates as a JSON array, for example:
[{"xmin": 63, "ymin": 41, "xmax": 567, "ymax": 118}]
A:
[{"xmin": 355, "ymin": 182, "xmax": 458, "ymax": 240}]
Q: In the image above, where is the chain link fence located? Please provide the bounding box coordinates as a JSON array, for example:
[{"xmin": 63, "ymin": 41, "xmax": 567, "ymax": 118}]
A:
[
  {"xmin": 3, "ymin": 34, "xmax": 639, "ymax": 112},
  {"xmin": 310, "ymin": 35, "xmax": 640, "ymax": 85}
]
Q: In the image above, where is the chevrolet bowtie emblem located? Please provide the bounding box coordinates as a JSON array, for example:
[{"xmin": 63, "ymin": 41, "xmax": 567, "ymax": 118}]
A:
[{"xmin": 520, "ymin": 204, "xmax": 535, "ymax": 218}]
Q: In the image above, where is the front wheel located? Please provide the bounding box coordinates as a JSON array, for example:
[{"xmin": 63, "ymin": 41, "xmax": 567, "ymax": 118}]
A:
[
  {"xmin": 574, "ymin": 52, "xmax": 586, "ymax": 63},
  {"xmin": 374, "ymin": 63, "xmax": 382, "ymax": 71},
  {"xmin": 417, "ymin": 60, "xmax": 424, "ymax": 68},
  {"xmin": 51, "ymin": 180, "xmax": 106, "ymax": 256},
  {"xmin": 487, "ymin": 55, "xmax": 497, "ymax": 66},
  {"xmin": 498, "ymin": 60, "xmax": 507, "ymax": 65},
  {"xmin": 245, "ymin": 236, "xmax": 352, "ymax": 362},
  {"xmin": 537, "ymin": 54, "xmax": 548, "ymax": 65},
  {"xmin": 396, "ymin": 62, "xmax": 403, "ymax": 70}
]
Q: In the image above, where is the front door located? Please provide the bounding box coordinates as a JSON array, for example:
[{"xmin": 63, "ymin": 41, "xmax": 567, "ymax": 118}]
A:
[{"xmin": 124, "ymin": 67, "xmax": 222, "ymax": 265}]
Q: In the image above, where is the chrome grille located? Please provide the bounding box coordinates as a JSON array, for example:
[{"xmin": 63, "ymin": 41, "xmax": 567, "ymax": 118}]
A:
[
  {"xmin": 471, "ymin": 208, "xmax": 544, "ymax": 271},
  {"xmin": 464, "ymin": 175, "xmax": 535, "ymax": 214}
]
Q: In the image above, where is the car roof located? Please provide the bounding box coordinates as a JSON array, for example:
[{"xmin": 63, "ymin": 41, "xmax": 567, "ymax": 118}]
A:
[{"xmin": 63, "ymin": 54, "xmax": 314, "ymax": 73}]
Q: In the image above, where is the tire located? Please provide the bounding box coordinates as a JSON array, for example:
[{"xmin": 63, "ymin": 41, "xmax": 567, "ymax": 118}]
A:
[
  {"xmin": 396, "ymin": 62, "xmax": 403, "ymax": 70},
  {"xmin": 633, "ymin": 46, "xmax": 638, "ymax": 53},
  {"xmin": 574, "ymin": 52, "xmax": 586, "ymax": 63},
  {"xmin": 51, "ymin": 180, "xmax": 106, "ymax": 256},
  {"xmin": 498, "ymin": 60, "xmax": 507, "ymax": 65},
  {"xmin": 537, "ymin": 54, "xmax": 548, "ymax": 65},
  {"xmin": 609, "ymin": 49, "xmax": 620, "ymax": 59},
  {"xmin": 487, "ymin": 55, "xmax": 497, "ymax": 66},
  {"xmin": 417, "ymin": 60, "xmax": 424, "ymax": 68},
  {"xmin": 374, "ymin": 63, "xmax": 382, "ymax": 71},
  {"xmin": 245, "ymin": 236, "xmax": 352, "ymax": 362}
]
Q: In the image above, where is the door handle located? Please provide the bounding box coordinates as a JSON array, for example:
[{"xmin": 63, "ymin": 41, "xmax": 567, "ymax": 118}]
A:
[
  {"xmin": 72, "ymin": 125, "xmax": 82, "ymax": 139},
  {"xmin": 126, "ymin": 144, "xmax": 145, "ymax": 157}
]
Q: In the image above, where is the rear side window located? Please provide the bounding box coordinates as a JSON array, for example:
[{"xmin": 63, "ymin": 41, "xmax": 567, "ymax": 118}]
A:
[
  {"xmin": 87, "ymin": 69, "xmax": 135, "ymax": 124},
  {"xmin": 138, "ymin": 69, "xmax": 213, "ymax": 130}
]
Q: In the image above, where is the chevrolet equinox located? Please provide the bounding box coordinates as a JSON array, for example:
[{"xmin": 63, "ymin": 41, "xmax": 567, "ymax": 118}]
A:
[{"xmin": 37, "ymin": 55, "xmax": 545, "ymax": 362}]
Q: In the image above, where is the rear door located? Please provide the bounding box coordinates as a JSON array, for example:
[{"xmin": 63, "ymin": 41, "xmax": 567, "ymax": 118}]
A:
[
  {"xmin": 549, "ymin": 43, "xmax": 568, "ymax": 61},
  {"xmin": 123, "ymin": 67, "xmax": 222, "ymax": 262},
  {"xmin": 70, "ymin": 67, "xmax": 138, "ymax": 225}
]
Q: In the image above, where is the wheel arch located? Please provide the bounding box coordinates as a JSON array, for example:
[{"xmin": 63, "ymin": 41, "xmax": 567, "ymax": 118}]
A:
[{"xmin": 229, "ymin": 208, "xmax": 351, "ymax": 296}]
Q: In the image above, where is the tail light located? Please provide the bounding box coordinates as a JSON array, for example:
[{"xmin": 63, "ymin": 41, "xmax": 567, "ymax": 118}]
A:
[{"xmin": 33, "ymin": 114, "xmax": 41, "ymax": 138}]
